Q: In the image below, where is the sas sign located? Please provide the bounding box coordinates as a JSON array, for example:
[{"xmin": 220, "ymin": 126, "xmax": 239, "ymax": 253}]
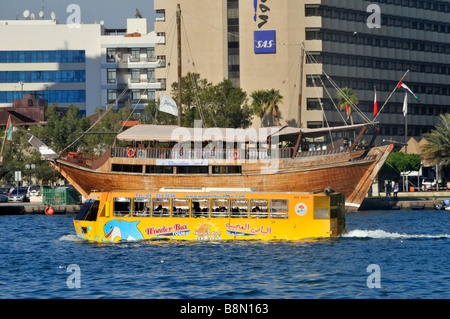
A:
[{"xmin": 254, "ymin": 30, "xmax": 276, "ymax": 54}]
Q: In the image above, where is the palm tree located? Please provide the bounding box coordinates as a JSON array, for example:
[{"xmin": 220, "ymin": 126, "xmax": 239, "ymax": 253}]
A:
[
  {"xmin": 250, "ymin": 90, "xmax": 267, "ymax": 125},
  {"xmin": 337, "ymin": 87, "xmax": 359, "ymax": 125},
  {"xmin": 251, "ymin": 89, "xmax": 283, "ymax": 126},
  {"xmin": 421, "ymin": 113, "xmax": 450, "ymax": 166}
]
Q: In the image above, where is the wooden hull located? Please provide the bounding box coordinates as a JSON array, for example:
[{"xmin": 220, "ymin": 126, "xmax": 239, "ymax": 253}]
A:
[{"xmin": 54, "ymin": 144, "xmax": 393, "ymax": 212}]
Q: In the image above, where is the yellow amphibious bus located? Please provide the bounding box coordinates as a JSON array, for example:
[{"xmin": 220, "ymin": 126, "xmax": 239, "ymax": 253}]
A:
[{"xmin": 73, "ymin": 187, "xmax": 346, "ymax": 242}]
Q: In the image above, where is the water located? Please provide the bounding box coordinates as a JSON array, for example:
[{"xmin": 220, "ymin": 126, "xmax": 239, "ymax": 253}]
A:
[{"xmin": 0, "ymin": 211, "xmax": 449, "ymax": 299}]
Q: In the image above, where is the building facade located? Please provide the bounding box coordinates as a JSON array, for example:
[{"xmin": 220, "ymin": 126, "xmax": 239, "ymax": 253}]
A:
[
  {"xmin": 0, "ymin": 17, "xmax": 162, "ymax": 116},
  {"xmin": 101, "ymin": 18, "xmax": 164, "ymax": 111},
  {"xmin": 154, "ymin": 0, "xmax": 450, "ymax": 143}
]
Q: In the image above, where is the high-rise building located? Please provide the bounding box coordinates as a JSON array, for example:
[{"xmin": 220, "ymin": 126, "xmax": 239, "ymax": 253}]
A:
[
  {"xmin": 154, "ymin": 0, "xmax": 450, "ymax": 143},
  {"xmin": 0, "ymin": 17, "xmax": 163, "ymax": 116}
]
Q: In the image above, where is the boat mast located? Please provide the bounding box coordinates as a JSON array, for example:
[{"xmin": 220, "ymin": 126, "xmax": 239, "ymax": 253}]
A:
[
  {"xmin": 298, "ymin": 42, "xmax": 305, "ymax": 128},
  {"xmin": 177, "ymin": 3, "xmax": 182, "ymax": 126}
]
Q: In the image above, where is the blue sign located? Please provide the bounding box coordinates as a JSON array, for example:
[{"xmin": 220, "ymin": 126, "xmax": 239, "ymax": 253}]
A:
[{"xmin": 254, "ymin": 30, "xmax": 276, "ymax": 54}]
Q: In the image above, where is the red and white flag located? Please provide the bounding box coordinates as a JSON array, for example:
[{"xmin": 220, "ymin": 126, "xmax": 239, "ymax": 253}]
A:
[{"xmin": 373, "ymin": 88, "xmax": 378, "ymax": 117}]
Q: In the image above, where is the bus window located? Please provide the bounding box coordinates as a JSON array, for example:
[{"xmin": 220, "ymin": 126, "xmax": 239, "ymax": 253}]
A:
[
  {"xmin": 231, "ymin": 199, "xmax": 249, "ymax": 218},
  {"xmin": 75, "ymin": 200, "xmax": 100, "ymax": 221},
  {"xmin": 270, "ymin": 199, "xmax": 288, "ymax": 219},
  {"xmin": 250, "ymin": 199, "xmax": 268, "ymax": 218},
  {"xmin": 153, "ymin": 198, "xmax": 170, "ymax": 217},
  {"xmin": 134, "ymin": 198, "xmax": 150, "ymax": 217},
  {"xmin": 211, "ymin": 198, "xmax": 229, "ymax": 218},
  {"xmin": 172, "ymin": 198, "xmax": 189, "ymax": 217},
  {"xmin": 113, "ymin": 198, "xmax": 131, "ymax": 217},
  {"xmin": 192, "ymin": 198, "xmax": 209, "ymax": 217}
]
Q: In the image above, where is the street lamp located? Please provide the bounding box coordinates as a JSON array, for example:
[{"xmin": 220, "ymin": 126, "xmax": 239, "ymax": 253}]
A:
[{"xmin": 25, "ymin": 164, "xmax": 35, "ymax": 186}]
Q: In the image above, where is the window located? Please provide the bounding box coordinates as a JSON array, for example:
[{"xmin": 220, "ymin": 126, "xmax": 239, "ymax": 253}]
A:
[
  {"xmin": 147, "ymin": 48, "xmax": 156, "ymax": 61},
  {"xmin": 152, "ymin": 198, "xmax": 170, "ymax": 217},
  {"xmin": 131, "ymin": 69, "xmax": 140, "ymax": 83},
  {"xmin": 75, "ymin": 200, "xmax": 100, "ymax": 221},
  {"xmin": 107, "ymin": 90, "xmax": 117, "ymax": 103},
  {"xmin": 270, "ymin": 199, "xmax": 288, "ymax": 219},
  {"xmin": 130, "ymin": 48, "xmax": 140, "ymax": 62},
  {"xmin": 107, "ymin": 69, "xmax": 116, "ymax": 83},
  {"xmin": 131, "ymin": 90, "xmax": 141, "ymax": 102},
  {"xmin": 113, "ymin": 197, "xmax": 131, "ymax": 217},
  {"xmin": 172, "ymin": 198, "xmax": 190, "ymax": 217},
  {"xmin": 0, "ymin": 50, "xmax": 85, "ymax": 63},
  {"xmin": 146, "ymin": 165, "xmax": 173, "ymax": 174},
  {"xmin": 211, "ymin": 199, "xmax": 229, "ymax": 218},
  {"xmin": 147, "ymin": 69, "xmax": 155, "ymax": 82},
  {"xmin": 250, "ymin": 199, "xmax": 268, "ymax": 218},
  {"xmin": 0, "ymin": 70, "xmax": 85, "ymax": 83},
  {"xmin": 111, "ymin": 164, "xmax": 143, "ymax": 173},
  {"xmin": 231, "ymin": 199, "xmax": 248, "ymax": 218},
  {"xmin": 107, "ymin": 49, "xmax": 116, "ymax": 62},
  {"xmin": 191, "ymin": 198, "xmax": 209, "ymax": 217},
  {"xmin": 134, "ymin": 198, "xmax": 150, "ymax": 217}
]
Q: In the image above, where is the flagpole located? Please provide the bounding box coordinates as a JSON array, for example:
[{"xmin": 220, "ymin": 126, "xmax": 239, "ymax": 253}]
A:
[
  {"xmin": 1, "ymin": 115, "xmax": 11, "ymax": 161},
  {"xmin": 373, "ymin": 69, "xmax": 409, "ymax": 122},
  {"xmin": 176, "ymin": 3, "xmax": 182, "ymax": 127},
  {"xmin": 404, "ymin": 92, "xmax": 408, "ymax": 154}
]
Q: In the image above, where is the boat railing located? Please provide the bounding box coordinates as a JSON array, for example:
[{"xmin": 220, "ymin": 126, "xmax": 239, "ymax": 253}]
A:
[
  {"xmin": 60, "ymin": 146, "xmax": 355, "ymax": 168},
  {"xmin": 295, "ymin": 147, "xmax": 350, "ymax": 158},
  {"xmin": 60, "ymin": 151, "xmax": 100, "ymax": 168},
  {"xmin": 110, "ymin": 147, "xmax": 294, "ymax": 160}
]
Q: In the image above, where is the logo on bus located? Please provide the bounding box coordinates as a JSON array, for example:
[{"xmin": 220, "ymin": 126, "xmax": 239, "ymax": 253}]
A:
[{"xmin": 295, "ymin": 203, "xmax": 307, "ymax": 216}]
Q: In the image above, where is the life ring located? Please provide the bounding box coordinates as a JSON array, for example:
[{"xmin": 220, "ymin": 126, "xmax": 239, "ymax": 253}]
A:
[
  {"xmin": 127, "ymin": 148, "xmax": 135, "ymax": 158},
  {"xmin": 44, "ymin": 206, "xmax": 54, "ymax": 215},
  {"xmin": 232, "ymin": 150, "xmax": 239, "ymax": 160}
]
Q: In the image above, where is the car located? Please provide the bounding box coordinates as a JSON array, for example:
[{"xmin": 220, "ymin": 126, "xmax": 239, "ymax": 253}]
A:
[
  {"xmin": 421, "ymin": 178, "xmax": 437, "ymax": 191},
  {"xmin": 28, "ymin": 185, "xmax": 41, "ymax": 197},
  {"xmin": 8, "ymin": 187, "xmax": 30, "ymax": 202}
]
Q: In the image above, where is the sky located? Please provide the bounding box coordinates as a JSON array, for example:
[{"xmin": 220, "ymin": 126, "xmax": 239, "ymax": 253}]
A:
[{"xmin": 0, "ymin": 0, "xmax": 157, "ymax": 29}]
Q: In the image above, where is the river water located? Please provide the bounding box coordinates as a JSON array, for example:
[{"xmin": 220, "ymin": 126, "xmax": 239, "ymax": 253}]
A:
[{"xmin": 0, "ymin": 210, "xmax": 448, "ymax": 300}]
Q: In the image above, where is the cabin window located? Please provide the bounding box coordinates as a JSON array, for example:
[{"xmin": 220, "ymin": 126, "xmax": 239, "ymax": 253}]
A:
[
  {"xmin": 314, "ymin": 208, "xmax": 329, "ymax": 219},
  {"xmin": 231, "ymin": 199, "xmax": 249, "ymax": 218},
  {"xmin": 172, "ymin": 198, "xmax": 190, "ymax": 217},
  {"xmin": 211, "ymin": 199, "xmax": 229, "ymax": 218},
  {"xmin": 134, "ymin": 198, "xmax": 150, "ymax": 217},
  {"xmin": 212, "ymin": 166, "xmax": 242, "ymax": 174},
  {"xmin": 177, "ymin": 166, "xmax": 208, "ymax": 174},
  {"xmin": 113, "ymin": 198, "xmax": 131, "ymax": 217},
  {"xmin": 250, "ymin": 199, "xmax": 268, "ymax": 218},
  {"xmin": 191, "ymin": 198, "xmax": 209, "ymax": 217},
  {"xmin": 146, "ymin": 165, "xmax": 174, "ymax": 174},
  {"xmin": 112, "ymin": 164, "xmax": 143, "ymax": 173},
  {"xmin": 152, "ymin": 198, "xmax": 170, "ymax": 217},
  {"xmin": 270, "ymin": 200, "xmax": 288, "ymax": 219}
]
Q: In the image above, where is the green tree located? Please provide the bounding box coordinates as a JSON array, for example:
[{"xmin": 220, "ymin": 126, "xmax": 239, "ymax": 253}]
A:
[
  {"xmin": 40, "ymin": 103, "xmax": 90, "ymax": 153},
  {"xmin": 386, "ymin": 152, "xmax": 422, "ymax": 173},
  {"xmin": 171, "ymin": 73, "xmax": 252, "ymax": 128},
  {"xmin": 421, "ymin": 113, "xmax": 450, "ymax": 165},
  {"xmin": 337, "ymin": 87, "xmax": 359, "ymax": 125}
]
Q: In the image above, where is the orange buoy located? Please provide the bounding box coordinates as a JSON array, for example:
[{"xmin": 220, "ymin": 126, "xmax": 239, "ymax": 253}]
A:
[{"xmin": 45, "ymin": 206, "xmax": 54, "ymax": 215}]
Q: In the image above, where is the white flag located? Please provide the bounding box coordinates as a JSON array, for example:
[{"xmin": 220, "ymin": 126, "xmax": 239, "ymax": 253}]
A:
[
  {"xmin": 159, "ymin": 93, "xmax": 178, "ymax": 117},
  {"xmin": 402, "ymin": 92, "xmax": 408, "ymax": 117}
]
